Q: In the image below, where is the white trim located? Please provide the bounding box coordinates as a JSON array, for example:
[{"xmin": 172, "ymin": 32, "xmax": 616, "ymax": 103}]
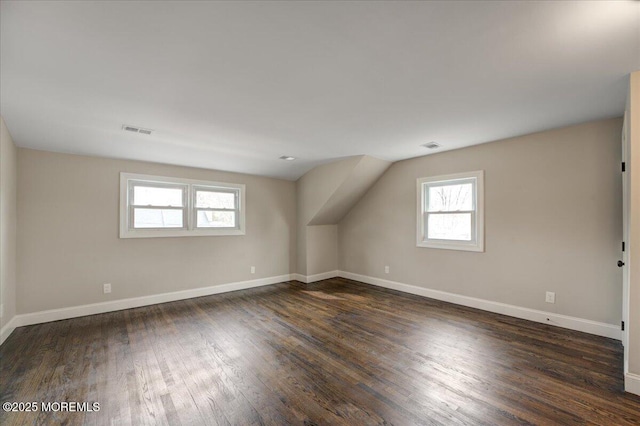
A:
[
  {"xmin": 120, "ymin": 172, "xmax": 246, "ymax": 238},
  {"xmin": 0, "ymin": 316, "xmax": 19, "ymax": 346},
  {"xmin": 292, "ymin": 270, "xmax": 339, "ymax": 284},
  {"xmin": 292, "ymin": 273, "xmax": 306, "ymax": 282},
  {"xmin": 0, "ymin": 274, "xmax": 293, "ymax": 346},
  {"xmin": 338, "ymin": 271, "xmax": 621, "ymax": 340},
  {"xmin": 417, "ymin": 170, "xmax": 485, "ymax": 252},
  {"xmin": 2, "ymin": 270, "xmax": 622, "ymax": 350},
  {"xmin": 625, "ymin": 373, "xmax": 640, "ymax": 396},
  {"xmin": 621, "ymin": 107, "xmax": 630, "ymax": 375}
]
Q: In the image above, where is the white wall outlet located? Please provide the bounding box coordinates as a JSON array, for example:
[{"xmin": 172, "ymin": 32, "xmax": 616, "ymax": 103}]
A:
[
  {"xmin": 103, "ymin": 283, "xmax": 112, "ymax": 294},
  {"xmin": 384, "ymin": 265, "xmax": 390, "ymax": 274},
  {"xmin": 250, "ymin": 266, "xmax": 256, "ymax": 274},
  {"xmin": 545, "ymin": 291, "xmax": 555, "ymax": 304}
]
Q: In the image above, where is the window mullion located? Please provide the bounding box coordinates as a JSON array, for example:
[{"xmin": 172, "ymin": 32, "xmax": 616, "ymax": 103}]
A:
[
  {"xmin": 130, "ymin": 205, "xmax": 185, "ymax": 210},
  {"xmin": 185, "ymin": 184, "xmax": 192, "ymax": 231},
  {"xmin": 426, "ymin": 210, "xmax": 475, "ymax": 215},
  {"xmin": 194, "ymin": 208, "xmax": 237, "ymax": 212},
  {"xmin": 471, "ymin": 209, "xmax": 477, "ymax": 243}
]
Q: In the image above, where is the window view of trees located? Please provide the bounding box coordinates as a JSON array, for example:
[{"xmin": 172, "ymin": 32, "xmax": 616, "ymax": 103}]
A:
[
  {"xmin": 418, "ymin": 171, "xmax": 483, "ymax": 251},
  {"xmin": 426, "ymin": 182, "xmax": 474, "ymax": 241},
  {"xmin": 194, "ymin": 189, "xmax": 237, "ymax": 228}
]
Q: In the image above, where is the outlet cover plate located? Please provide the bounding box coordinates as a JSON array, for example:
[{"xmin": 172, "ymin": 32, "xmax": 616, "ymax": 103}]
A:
[{"xmin": 545, "ymin": 291, "xmax": 555, "ymax": 303}]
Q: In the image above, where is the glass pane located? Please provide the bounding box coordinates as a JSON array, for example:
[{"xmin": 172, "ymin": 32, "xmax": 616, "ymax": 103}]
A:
[
  {"xmin": 133, "ymin": 186, "xmax": 184, "ymax": 207},
  {"xmin": 427, "ymin": 213, "xmax": 472, "ymax": 241},
  {"xmin": 133, "ymin": 208, "xmax": 184, "ymax": 228},
  {"xmin": 428, "ymin": 183, "xmax": 473, "ymax": 212},
  {"xmin": 197, "ymin": 210, "xmax": 236, "ymax": 228},
  {"xmin": 195, "ymin": 190, "xmax": 236, "ymax": 209}
]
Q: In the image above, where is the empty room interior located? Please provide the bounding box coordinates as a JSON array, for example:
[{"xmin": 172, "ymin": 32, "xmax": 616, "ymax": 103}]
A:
[{"xmin": 1, "ymin": 1, "xmax": 640, "ymax": 425}]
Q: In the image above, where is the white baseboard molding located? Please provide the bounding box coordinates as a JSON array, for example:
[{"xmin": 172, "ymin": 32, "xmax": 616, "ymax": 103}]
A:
[
  {"xmin": 1, "ymin": 270, "xmax": 623, "ymax": 345},
  {"xmin": 0, "ymin": 315, "xmax": 19, "ymax": 346},
  {"xmin": 0, "ymin": 274, "xmax": 293, "ymax": 346},
  {"xmin": 292, "ymin": 270, "xmax": 339, "ymax": 284},
  {"xmin": 626, "ymin": 373, "xmax": 640, "ymax": 396},
  {"xmin": 339, "ymin": 271, "xmax": 622, "ymax": 340}
]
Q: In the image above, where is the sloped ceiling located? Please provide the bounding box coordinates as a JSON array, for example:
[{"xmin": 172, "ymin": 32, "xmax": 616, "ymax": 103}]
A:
[
  {"xmin": 1, "ymin": 1, "xmax": 638, "ymax": 180},
  {"xmin": 309, "ymin": 156, "xmax": 391, "ymax": 225}
]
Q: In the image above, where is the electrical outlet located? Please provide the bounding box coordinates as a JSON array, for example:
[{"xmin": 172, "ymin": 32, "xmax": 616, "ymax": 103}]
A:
[
  {"xmin": 103, "ymin": 283, "xmax": 112, "ymax": 294},
  {"xmin": 384, "ymin": 265, "xmax": 390, "ymax": 274},
  {"xmin": 250, "ymin": 266, "xmax": 256, "ymax": 274},
  {"xmin": 545, "ymin": 291, "xmax": 555, "ymax": 304}
]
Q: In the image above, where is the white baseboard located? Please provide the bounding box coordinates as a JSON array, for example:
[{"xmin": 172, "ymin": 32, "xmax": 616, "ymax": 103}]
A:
[
  {"xmin": 0, "ymin": 274, "xmax": 293, "ymax": 346},
  {"xmin": 0, "ymin": 315, "xmax": 19, "ymax": 346},
  {"xmin": 339, "ymin": 271, "xmax": 622, "ymax": 340},
  {"xmin": 292, "ymin": 273, "xmax": 305, "ymax": 282},
  {"xmin": 293, "ymin": 270, "xmax": 339, "ymax": 284},
  {"xmin": 626, "ymin": 373, "xmax": 640, "ymax": 396},
  {"xmin": 1, "ymin": 270, "xmax": 623, "ymax": 346}
]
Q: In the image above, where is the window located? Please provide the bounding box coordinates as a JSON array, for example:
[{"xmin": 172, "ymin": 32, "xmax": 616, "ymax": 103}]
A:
[
  {"xmin": 417, "ymin": 171, "xmax": 484, "ymax": 252},
  {"xmin": 120, "ymin": 173, "xmax": 245, "ymax": 238},
  {"xmin": 193, "ymin": 186, "xmax": 240, "ymax": 229},
  {"xmin": 130, "ymin": 182, "xmax": 188, "ymax": 229}
]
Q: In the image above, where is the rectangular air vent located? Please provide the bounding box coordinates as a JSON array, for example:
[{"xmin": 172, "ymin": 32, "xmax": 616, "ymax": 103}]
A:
[{"xmin": 122, "ymin": 124, "xmax": 153, "ymax": 135}]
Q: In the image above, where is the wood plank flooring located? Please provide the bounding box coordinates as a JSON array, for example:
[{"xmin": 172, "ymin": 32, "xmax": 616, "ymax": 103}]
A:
[{"xmin": 1, "ymin": 278, "xmax": 639, "ymax": 425}]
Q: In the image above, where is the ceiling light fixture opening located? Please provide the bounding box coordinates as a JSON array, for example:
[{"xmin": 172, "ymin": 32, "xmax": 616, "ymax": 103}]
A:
[
  {"xmin": 422, "ymin": 142, "xmax": 441, "ymax": 149},
  {"xmin": 279, "ymin": 155, "xmax": 296, "ymax": 161}
]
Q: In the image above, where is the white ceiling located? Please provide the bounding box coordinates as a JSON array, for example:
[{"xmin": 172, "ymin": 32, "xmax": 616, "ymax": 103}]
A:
[{"xmin": 1, "ymin": 1, "xmax": 638, "ymax": 180}]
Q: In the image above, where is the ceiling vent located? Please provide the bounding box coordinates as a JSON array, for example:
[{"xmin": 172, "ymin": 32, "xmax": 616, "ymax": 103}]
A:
[
  {"xmin": 122, "ymin": 124, "xmax": 153, "ymax": 135},
  {"xmin": 422, "ymin": 142, "xmax": 441, "ymax": 149},
  {"xmin": 279, "ymin": 155, "xmax": 296, "ymax": 161}
]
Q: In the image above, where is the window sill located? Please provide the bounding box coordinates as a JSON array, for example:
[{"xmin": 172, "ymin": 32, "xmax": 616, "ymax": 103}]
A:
[
  {"xmin": 417, "ymin": 240, "xmax": 484, "ymax": 252},
  {"xmin": 119, "ymin": 229, "xmax": 246, "ymax": 239}
]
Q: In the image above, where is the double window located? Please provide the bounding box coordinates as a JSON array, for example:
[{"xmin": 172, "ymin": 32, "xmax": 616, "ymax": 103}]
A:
[
  {"xmin": 417, "ymin": 171, "xmax": 484, "ymax": 252},
  {"xmin": 120, "ymin": 173, "xmax": 245, "ymax": 238}
]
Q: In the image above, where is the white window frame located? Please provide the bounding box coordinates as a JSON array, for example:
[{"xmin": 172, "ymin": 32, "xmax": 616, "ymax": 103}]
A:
[
  {"xmin": 120, "ymin": 173, "xmax": 245, "ymax": 238},
  {"xmin": 416, "ymin": 170, "xmax": 484, "ymax": 252},
  {"xmin": 192, "ymin": 185, "xmax": 241, "ymax": 231}
]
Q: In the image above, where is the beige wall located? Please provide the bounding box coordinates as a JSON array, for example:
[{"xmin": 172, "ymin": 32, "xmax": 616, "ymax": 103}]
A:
[
  {"xmin": 628, "ymin": 71, "xmax": 640, "ymax": 376},
  {"xmin": 17, "ymin": 149, "xmax": 296, "ymax": 314},
  {"xmin": 296, "ymin": 155, "xmax": 390, "ymax": 276},
  {"xmin": 0, "ymin": 117, "xmax": 18, "ymax": 331},
  {"xmin": 6, "ymin": 116, "xmax": 628, "ymax": 339},
  {"xmin": 296, "ymin": 157, "xmax": 361, "ymax": 275},
  {"xmin": 339, "ymin": 118, "xmax": 623, "ymax": 325},
  {"xmin": 306, "ymin": 225, "xmax": 338, "ymax": 276}
]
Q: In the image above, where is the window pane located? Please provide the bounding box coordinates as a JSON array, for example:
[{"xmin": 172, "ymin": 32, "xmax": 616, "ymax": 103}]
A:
[
  {"xmin": 427, "ymin": 213, "xmax": 472, "ymax": 241},
  {"xmin": 133, "ymin": 208, "xmax": 183, "ymax": 228},
  {"xmin": 197, "ymin": 210, "xmax": 236, "ymax": 228},
  {"xmin": 428, "ymin": 183, "xmax": 473, "ymax": 212},
  {"xmin": 133, "ymin": 186, "xmax": 184, "ymax": 207},
  {"xmin": 196, "ymin": 190, "xmax": 236, "ymax": 209}
]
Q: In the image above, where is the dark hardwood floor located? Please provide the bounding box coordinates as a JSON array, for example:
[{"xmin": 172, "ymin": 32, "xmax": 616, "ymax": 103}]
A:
[{"xmin": 1, "ymin": 278, "xmax": 639, "ymax": 425}]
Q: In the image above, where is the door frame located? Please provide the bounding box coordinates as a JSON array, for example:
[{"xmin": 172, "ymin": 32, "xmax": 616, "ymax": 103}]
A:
[{"xmin": 622, "ymin": 109, "xmax": 630, "ymax": 375}]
